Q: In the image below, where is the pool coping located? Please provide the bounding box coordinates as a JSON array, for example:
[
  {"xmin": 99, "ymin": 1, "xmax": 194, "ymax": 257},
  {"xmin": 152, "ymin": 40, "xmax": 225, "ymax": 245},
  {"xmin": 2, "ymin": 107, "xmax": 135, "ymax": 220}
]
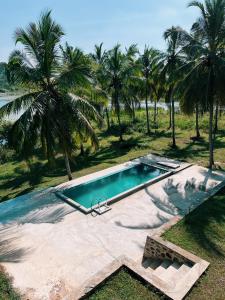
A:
[
  {"xmin": 55, "ymin": 163, "xmax": 172, "ymax": 214},
  {"xmin": 77, "ymin": 173, "xmax": 225, "ymax": 300}
]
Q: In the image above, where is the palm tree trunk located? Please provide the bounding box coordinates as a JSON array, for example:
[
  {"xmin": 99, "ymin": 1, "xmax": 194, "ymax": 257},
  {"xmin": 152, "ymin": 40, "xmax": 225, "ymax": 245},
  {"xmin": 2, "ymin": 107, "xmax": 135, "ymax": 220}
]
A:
[
  {"xmin": 154, "ymin": 99, "xmax": 157, "ymax": 127},
  {"xmin": 80, "ymin": 144, "xmax": 85, "ymax": 156},
  {"xmin": 168, "ymin": 101, "xmax": 172, "ymax": 130},
  {"xmin": 116, "ymin": 109, "xmax": 123, "ymax": 141},
  {"xmin": 105, "ymin": 108, "xmax": 110, "ymax": 130},
  {"xmin": 131, "ymin": 99, "xmax": 135, "ymax": 123},
  {"xmin": 64, "ymin": 150, "xmax": 73, "ymax": 181},
  {"xmin": 115, "ymin": 90, "xmax": 123, "ymax": 141},
  {"xmin": 145, "ymin": 83, "xmax": 150, "ymax": 135},
  {"xmin": 209, "ymin": 101, "xmax": 214, "ymax": 168},
  {"xmin": 196, "ymin": 103, "xmax": 200, "ymax": 139},
  {"xmin": 171, "ymin": 89, "xmax": 176, "ymax": 148},
  {"xmin": 208, "ymin": 70, "xmax": 215, "ymax": 169},
  {"xmin": 214, "ymin": 100, "xmax": 219, "ymax": 134}
]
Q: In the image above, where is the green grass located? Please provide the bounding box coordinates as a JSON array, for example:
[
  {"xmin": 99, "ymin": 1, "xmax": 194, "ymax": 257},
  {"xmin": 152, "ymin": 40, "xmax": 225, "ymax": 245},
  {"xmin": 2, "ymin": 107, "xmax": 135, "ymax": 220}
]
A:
[
  {"xmin": 163, "ymin": 187, "xmax": 225, "ymax": 299},
  {"xmin": 0, "ymin": 110, "xmax": 225, "ymax": 299},
  {"xmin": 0, "ymin": 266, "xmax": 20, "ymax": 300},
  {"xmin": 1, "ymin": 110, "xmax": 225, "ymax": 202},
  {"xmin": 87, "ymin": 267, "xmax": 162, "ymax": 300},
  {"xmin": 85, "ymin": 188, "xmax": 225, "ymax": 300}
]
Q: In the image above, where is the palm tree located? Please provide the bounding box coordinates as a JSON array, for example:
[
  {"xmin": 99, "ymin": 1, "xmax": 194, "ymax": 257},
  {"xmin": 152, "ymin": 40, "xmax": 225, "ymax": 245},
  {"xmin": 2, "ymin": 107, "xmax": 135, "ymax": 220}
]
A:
[
  {"xmin": 123, "ymin": 44, "xmax": 139, "ymax": 123},
  {"xmin": 179, "ymin": 68, "xmax": 208, "ymax": 139},
  {"xmin": 104, "ymin": 44, "xmax": 131, "ymax": 141},
  {"xmin": 179, "ymin": 0, "xmax": 225, "ymax": 168},
  {"xmin": 91, "ymin": 43, "xmax": 111, "ymax": 130},
  {"xmin": 163, "ymin": 26, "xmax": 185, "ymax": 148},
  {"xmin": 139, "ymin": 47, "xmax": 161, "ymax": 134},
  {"xmin": 0, "ymin": 11, "xmax": 101, "ymax": 180}
]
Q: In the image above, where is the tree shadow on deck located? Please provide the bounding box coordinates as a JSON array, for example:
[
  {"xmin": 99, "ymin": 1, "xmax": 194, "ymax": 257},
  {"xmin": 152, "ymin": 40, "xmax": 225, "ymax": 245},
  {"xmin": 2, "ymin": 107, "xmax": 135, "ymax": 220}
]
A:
[
  {"xmin": 114, "ymin": 213, "xmax": 170, "ymax": 231},
  {"xmin": 0, "ymin": 225, "xmax": 32, "ymax": 263},
  {"xmin": 0, "ymin": 190, "xmax": 75, "ymax": 225},
  {"xmin": 145, "ymin": 171, "xmax": 225, "ymax": 257}
]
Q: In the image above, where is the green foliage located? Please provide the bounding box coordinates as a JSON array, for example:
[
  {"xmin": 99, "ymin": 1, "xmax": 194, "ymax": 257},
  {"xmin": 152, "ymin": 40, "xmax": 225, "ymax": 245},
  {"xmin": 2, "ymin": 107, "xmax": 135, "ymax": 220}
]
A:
[
  {"xmin": 0, "ymin": 267, "xmax": 20, "ymax": 300},
  {"xmin": 163, "ymin": 187, "xmax": 225, "ymax": 299},
  {"xmin": 88, "ymin": 268, "xmax": 161, "ymax": 300}
]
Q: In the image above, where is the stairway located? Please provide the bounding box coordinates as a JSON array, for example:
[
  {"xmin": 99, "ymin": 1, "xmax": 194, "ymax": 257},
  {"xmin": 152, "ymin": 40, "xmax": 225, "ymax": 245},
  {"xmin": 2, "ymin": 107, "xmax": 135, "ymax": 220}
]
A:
[{"xmin": 142, "ymin": 257, "xmax": 194, "ymax": 291}]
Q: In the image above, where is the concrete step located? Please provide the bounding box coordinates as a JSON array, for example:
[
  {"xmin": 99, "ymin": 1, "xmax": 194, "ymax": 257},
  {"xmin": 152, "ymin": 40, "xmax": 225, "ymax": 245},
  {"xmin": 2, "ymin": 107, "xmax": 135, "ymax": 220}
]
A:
[
  {"xmin": 159, "ymin": 261, "xmax": 182, "ymax": 283},
  {"xmin": 142, "ymin": 258, "xmax": 162, "ymax": 270},
  {"xmin": 168, "ymin": 263, "xmax": 192, "ymax": 287},
  {"xmin": 153, "ymin": 260, "xmax": 173, "ymax": 277}
]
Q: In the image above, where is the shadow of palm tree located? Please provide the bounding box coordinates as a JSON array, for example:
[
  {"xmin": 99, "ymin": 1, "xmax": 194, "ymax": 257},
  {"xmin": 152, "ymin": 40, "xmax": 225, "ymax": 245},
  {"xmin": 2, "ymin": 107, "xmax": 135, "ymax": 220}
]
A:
[
  {"xmin": 180, "ymin": 193, "xmax": 225, "ymax": 258},
  {"xmin": 114, "ymin": 213, "xmax": 170, "ymax": 230},
  {"xmin": 0, "ymin": 225, "xmax": 32, "ymax": 263},
  {"xmin": 0, "ymin": 188, "xmax": 76, "ymax": 225},
  {"xmin": 145, "ymin": 171, "xmax": 225, "ymax": 257}
]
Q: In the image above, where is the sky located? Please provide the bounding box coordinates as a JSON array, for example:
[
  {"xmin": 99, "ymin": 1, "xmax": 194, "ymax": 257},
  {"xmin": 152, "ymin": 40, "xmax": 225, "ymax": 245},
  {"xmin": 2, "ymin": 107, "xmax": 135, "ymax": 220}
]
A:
[{"xmin": 0, "ymin": 0, "xmax": 199, "ymax": 62}]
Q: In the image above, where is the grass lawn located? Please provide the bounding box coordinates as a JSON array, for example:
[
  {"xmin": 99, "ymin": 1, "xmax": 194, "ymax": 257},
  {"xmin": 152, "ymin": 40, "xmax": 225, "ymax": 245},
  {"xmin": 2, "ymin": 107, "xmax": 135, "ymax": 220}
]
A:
[
  {"xmin": 0, "ymin": 266, "xmax": 20, "ymax": 300},
  {"xmin": 85, "ymin": 187, "xmax": 225, "ymax": 300},
  {"xmin": 1, "ymin": 110, "xmax": 225, "ymax": 202},
  {"xmin": 163, "ymin": 186, "xmax": 225, "ymax": 300},
  {"xmin": 87, "ymin": 267, "xmax": 162, "ymax": 300},
  {"xmin": 0, "ymin": 110, "xmax": 225, "ymax": 299}
]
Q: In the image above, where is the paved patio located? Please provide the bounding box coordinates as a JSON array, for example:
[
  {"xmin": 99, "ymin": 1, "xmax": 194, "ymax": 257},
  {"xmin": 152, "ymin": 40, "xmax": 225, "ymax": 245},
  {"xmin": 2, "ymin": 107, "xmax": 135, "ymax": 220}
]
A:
[{"xmin": 0, "ymin": 156, "xmax": 225, "ymax": 299}]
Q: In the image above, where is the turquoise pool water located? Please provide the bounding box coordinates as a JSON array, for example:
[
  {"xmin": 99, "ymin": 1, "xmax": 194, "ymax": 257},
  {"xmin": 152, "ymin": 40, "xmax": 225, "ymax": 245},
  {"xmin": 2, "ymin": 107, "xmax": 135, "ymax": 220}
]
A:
[{"xmin": 63, "ymin": 164, "xmax": 166, "ymax": 209}]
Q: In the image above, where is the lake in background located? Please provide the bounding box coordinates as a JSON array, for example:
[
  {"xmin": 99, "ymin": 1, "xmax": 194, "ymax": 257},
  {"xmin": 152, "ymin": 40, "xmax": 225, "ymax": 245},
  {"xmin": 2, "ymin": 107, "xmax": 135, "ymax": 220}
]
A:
[{"xmin": 0, "ymin": 97, "xmax": 180, "ymax": 122}]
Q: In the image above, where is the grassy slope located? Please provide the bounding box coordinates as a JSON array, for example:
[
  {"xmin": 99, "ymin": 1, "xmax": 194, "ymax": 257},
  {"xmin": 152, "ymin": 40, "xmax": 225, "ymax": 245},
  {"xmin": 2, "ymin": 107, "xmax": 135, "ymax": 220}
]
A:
[
  {"xmin": 1, "ymin": 110, "xmax": 225, "ymax": 202},
  {"xmin": 0, "ymin": 266, "xmax": 20, "ymax": 300},
  {"xmin": 88, "ymin": 268, "xmax": 161, "ymax": 300},
  {"xmin": 86, "ymin": 188, "xmax": 225, "ymax": 300},
  {"xmin": 0, "ymin": 110, "xmax": 225, "ymax": 299},
  {"xmin": 163, "ymin": 187, "xmax": 225, "ymax": 300}
]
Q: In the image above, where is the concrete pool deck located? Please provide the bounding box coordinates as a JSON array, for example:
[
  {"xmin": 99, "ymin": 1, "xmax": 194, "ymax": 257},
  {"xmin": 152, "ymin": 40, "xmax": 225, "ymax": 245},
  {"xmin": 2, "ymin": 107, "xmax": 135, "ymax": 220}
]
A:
[{"xmin": 0, "ymin": 156, "xmax": 225, "ymax": 299}]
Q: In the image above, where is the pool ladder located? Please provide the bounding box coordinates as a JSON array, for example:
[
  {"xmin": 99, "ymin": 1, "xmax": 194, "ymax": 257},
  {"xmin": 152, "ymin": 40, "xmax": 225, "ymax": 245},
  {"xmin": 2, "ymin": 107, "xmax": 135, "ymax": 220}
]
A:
[{"xmin": 91, "ymin": 197, "xmax": 112, "ymax": 215}]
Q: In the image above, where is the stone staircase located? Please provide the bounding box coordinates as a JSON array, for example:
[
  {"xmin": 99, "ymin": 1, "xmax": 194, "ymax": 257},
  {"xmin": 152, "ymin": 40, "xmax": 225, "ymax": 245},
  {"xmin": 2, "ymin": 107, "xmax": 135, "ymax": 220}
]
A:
[
  {"xmin": 142, "ymin": 257, "xmax": 194, "ymax": 289},
  {"xmin": 78, "ymin": 236, "xmax": 209, "ymax": 300},
  {"xmin": 140, "ymin": 236, "xmax": 209, "ymax": 300}
]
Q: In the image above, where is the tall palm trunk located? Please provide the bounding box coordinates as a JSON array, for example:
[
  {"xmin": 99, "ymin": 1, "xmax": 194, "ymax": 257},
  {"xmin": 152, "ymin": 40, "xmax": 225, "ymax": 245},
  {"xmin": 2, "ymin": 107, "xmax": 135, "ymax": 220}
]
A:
[
  {"xmin": 80, "ymin": 143, "xmax": 85, "ymax": 156},
  {"xmin": 170, "ymin": 88, "xmax": 176, "ymax": 148},
  {"xmin": 131, "ymin": 99, "xmax": 136, "ymax": 123},
  {"xmin": 145, "ymin": 82, "xmax": 150, "ymax": 134},
  {"xmin": 115, "ymin": 89, "xmax": 123, "ymax": 141},
  {"xmin": 208, "ymin": 70, "xmax": 215, "ymax": 169},
  {"xmin": 154, "ymin": 99, "xmax": 157, "ymax": 127},
  {"xmin": 196, "ymin": 103, "xmax": 200, "ymax": 139},
  {"xmin": 168, "ymin": 102, "xmax": 172, "ymax": 129},
  {"xmin": 105, "ymin": 107, "xmax": 110, "ymax": 130},
  {"xmin": 214, "ymin": 100, "xmax": 219, "ymax": 133},
  {"xmin": 64, "ymin": 150, "xmax": 73, "ymax": 181}
]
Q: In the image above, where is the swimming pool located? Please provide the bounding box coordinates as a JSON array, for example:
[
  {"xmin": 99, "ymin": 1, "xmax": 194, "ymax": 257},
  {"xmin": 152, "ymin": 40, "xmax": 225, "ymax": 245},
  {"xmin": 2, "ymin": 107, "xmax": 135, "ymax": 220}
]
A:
[{"xmin": 57, "ymin": 163, "xmax": 170, "ymax": 213}]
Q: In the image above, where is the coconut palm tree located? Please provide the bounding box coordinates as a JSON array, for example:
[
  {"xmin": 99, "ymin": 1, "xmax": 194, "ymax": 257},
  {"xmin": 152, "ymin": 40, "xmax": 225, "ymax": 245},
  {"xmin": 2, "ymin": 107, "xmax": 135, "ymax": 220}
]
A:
[
  {"xmin": 0, "ymin": 11, "xmax": 101, "ymax": 180},
  {"xmin": 163, "ymin": 26, "xmax": 185, "ymax": 148},
  {"xmin": 179, "ymin": 0, "xmax": 225, "ymax": 168},
  {"xmin": 91, "ymin": 43, "xmax": 111, "ymax": 130},
  {"xmin": 139, "ymin": 47, "xmax": 161, "ymax": 135},
  {"xmin": 104, "ymin": 44, "xmax": 131, "ymax": 141},
  {"xmin": 122, "ymin": 44, "xmax": 140, "ymax": 123}
]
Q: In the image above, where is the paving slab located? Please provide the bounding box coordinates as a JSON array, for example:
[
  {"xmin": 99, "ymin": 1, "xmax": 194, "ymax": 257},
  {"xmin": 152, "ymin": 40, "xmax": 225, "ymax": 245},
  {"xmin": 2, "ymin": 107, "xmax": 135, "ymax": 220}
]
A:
[{"xmin": 0, "ymin": 157, "xmax": 224, "ymax": 299}]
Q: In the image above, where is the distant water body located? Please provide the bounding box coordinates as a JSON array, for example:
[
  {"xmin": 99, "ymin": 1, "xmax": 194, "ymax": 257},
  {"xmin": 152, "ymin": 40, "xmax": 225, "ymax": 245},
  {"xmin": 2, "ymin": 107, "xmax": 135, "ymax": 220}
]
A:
[
  {"xmin": 0, "ymin": 97, "xmax": 179, "ymax": 121},
  {"xmin": 0, "ymin": 96, "xmax": 21, "ymax": 121}
]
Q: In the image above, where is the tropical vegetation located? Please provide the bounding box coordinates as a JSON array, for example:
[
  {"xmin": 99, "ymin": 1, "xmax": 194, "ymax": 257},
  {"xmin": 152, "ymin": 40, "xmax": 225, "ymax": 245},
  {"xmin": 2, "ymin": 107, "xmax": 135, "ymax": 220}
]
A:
[
  {"xmin": 0, "ymin": 0, "xmax": 225, "ymax": 180},
  {"xmin": 1, "ymin": 0, "xmax": 225, "ymax": 299}
]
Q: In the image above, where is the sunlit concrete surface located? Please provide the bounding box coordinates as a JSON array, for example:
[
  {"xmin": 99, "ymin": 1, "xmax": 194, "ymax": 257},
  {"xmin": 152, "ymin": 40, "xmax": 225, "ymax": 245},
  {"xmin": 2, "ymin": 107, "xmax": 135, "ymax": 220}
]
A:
[{"xmin": 0, "ymin": 158, "xmax": 225, "ymax": 299}]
